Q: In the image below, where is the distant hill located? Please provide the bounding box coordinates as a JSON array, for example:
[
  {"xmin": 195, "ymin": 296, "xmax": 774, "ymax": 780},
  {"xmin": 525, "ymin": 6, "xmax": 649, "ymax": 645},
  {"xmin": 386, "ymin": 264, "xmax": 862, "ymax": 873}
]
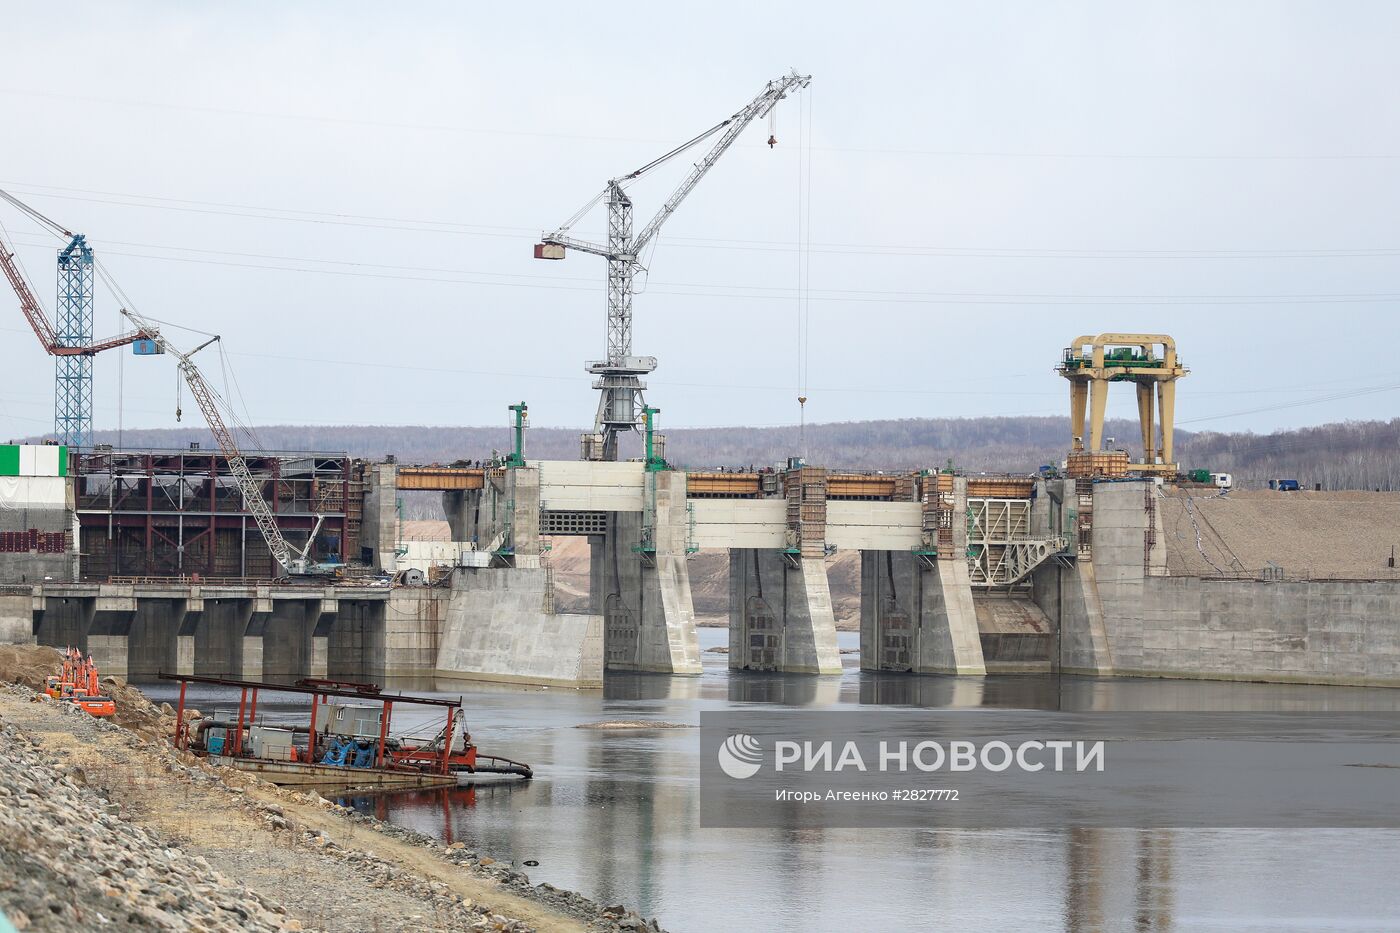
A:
[
  {"xmin": 26, "ymin": 415, "xmax": 1400, "ymax": 493},
  {"xmin": 50, "ymin": 416, "xmax": 1139, "ymax": 471}
]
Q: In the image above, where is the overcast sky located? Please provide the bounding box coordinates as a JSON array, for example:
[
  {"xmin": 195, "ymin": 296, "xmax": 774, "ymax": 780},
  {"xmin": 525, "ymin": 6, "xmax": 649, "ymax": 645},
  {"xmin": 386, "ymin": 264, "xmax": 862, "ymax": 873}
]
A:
[{"xmin": 2, "ymin": 2, "xmax": 1398, "ymax": 442}]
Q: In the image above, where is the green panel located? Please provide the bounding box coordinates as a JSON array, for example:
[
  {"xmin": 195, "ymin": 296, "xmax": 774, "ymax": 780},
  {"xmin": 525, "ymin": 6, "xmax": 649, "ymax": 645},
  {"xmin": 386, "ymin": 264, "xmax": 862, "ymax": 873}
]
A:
[
  {"xmin": 57, "ymin": 446, "xmax": 67, "ymax": 476},
  {"xmin": 0, "ymin": 445, "xmax": 18, "ymax": 476}
]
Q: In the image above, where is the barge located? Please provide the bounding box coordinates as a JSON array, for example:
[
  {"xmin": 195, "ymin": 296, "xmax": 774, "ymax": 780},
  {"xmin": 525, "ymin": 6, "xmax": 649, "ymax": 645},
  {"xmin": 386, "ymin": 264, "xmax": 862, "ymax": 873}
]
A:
[{"xmin": 161, "ymin": 674, "xmax": 532, "ymax": 791}]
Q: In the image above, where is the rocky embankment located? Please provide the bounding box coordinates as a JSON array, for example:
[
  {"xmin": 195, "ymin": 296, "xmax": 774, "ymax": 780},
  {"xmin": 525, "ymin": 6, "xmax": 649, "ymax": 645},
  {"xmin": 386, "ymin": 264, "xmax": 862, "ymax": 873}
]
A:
[
  {"xmin": 0, "ymin": 646, "xmax": 664, "ymax": 933},
  {"xmin": 0, "ymin": 702, "xmax": 289, "ymax": 931}
]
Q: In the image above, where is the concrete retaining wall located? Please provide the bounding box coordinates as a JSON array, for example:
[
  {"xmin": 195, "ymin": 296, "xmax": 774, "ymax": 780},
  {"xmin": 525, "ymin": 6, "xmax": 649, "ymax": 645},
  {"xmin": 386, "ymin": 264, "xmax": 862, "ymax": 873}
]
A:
[
  {"xmin": 436, "ymin": 567, "xmax": 603, "ymax": 688},
  {"xmin": 1046, "ymin": 480, "xmax": 1400, "ymax": 686},
  {"xmin": 0, "ymin": 594, "xmax": 33, "ymax": 644}
]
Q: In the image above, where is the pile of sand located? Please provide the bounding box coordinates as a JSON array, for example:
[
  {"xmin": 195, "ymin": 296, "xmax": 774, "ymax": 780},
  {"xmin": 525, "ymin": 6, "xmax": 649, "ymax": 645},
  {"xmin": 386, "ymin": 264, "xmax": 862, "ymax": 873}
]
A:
[
  {"xmin": 0, "ymin": 644, "xmax": 61, "ymax": 690},
  {"xmin": 99, "ymin": 675, "xmax": 167, "ymax": 738}
]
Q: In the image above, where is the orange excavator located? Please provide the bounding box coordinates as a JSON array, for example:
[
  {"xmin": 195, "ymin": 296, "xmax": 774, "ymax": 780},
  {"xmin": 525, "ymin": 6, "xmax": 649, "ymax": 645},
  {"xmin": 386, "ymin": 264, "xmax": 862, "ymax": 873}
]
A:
[{"xmin": 45, "ymin": 647, "xmax": 115, "ymax": 717}]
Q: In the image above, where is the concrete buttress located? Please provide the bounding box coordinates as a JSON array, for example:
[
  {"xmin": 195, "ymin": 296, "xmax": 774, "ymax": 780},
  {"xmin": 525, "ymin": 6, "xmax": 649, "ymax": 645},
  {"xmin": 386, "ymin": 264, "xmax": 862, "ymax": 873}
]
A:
[
  {"xmin": 860, "ymin": 550, "xmax": 987, "ymax": 675},
  {"xmin": 88, "ymin": 589, "xmax": 135, "ymax": 680},
  {"xmin": 435, "ymin": 465, "xmax": 605, "ymax": 687},
  {"xmin": 729, "ymin": 550, "xmax": 841, "ymax": 673},
  {"xmin": 592, "ymin": 471, "xmax": 701, "ymax": 674}
]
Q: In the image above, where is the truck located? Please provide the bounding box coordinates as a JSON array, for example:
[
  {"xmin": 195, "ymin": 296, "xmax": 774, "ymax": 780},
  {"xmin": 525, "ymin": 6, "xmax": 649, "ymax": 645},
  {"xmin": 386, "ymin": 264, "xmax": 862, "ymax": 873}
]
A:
[{"xmin": 1268, "ymin": 479, "xmax": 1300, "ymax": 492}]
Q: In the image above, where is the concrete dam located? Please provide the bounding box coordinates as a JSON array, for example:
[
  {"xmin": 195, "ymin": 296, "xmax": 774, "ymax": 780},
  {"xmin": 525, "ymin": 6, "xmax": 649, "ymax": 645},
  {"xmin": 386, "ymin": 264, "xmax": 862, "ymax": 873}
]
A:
[{"xmin": 4, "ymin": 444, "xmax": 1399, "ymax": 689}]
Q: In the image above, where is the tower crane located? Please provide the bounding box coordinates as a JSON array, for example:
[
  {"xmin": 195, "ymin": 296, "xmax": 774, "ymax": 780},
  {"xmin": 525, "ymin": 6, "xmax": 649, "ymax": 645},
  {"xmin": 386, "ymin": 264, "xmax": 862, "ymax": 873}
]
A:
[
  {"xmin": 3, "ymin": 191, "xmax": 322, "ymax": 579},
  {"xmin": 0, "ymin": 189, "xmax": 152, "ymax": 446},
  {"xmin": 116, "ymin": 307, "xmax": 326, "ymax": 579},
  {"xmin": 536, "ymin": 70, "xmax": 811, "ymax": 461}
]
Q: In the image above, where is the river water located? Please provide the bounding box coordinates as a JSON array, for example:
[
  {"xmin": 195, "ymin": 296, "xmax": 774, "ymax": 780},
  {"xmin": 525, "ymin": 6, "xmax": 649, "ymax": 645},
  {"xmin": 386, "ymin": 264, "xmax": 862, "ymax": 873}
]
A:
[{"xmin": 141, "ymin": 629, "xmax": 1400, "ymax": 931}]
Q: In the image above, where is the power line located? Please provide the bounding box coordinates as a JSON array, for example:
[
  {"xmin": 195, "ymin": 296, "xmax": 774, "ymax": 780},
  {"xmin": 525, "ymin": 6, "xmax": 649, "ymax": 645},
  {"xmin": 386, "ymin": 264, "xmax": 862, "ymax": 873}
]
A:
[
  {"xmin": 7, "ymin": 86, "xmax": 1400, "ymax": 161},
  {"xmin": 1178, "ymin": 380, "xmax": 1400, "ymax": 425},
  {"xmin": 10, "ymin": 181, "xmax": 1400, "ymax": 260},
  {"xmin": 12, "ymin": 230, "xmax": 1400, "ymax": 307}
]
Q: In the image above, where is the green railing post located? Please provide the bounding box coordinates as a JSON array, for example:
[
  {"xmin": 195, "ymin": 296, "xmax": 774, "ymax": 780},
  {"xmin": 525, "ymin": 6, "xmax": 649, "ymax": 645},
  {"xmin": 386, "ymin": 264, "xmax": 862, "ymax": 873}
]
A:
[
  {"xmin": 642, "ymin": 406, "xmax": 667, "ymax": 472},
  {"xmin": 506, "ymin": 402, "xmax": 528, "ymax": 468}
]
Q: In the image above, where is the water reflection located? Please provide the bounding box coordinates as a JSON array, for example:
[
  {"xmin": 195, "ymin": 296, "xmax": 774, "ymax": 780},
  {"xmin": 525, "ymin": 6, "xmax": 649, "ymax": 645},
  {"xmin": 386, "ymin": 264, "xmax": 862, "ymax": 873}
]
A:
[
  {"xmin": 726, "ymin": 671, "xmax": 843, "ymax": 706},
  {"xmin": 603, "ymin": 672, "xmax": 702, "ymax": 703},
  {"xmin": 134, "ymin": 630, "xmax": 1400, "ymax": 932}
]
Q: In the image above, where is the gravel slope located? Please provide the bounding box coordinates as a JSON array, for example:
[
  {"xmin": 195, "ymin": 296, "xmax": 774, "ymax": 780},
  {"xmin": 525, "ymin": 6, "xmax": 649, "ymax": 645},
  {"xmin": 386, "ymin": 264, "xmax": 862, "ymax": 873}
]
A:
[
  {"xmin": 1160, "ymin": 489, "xmax": 1400, "ymax": 578},
  {"xmin": 0, "ymin": 648, "xmax": 664, "ymax": 933}
]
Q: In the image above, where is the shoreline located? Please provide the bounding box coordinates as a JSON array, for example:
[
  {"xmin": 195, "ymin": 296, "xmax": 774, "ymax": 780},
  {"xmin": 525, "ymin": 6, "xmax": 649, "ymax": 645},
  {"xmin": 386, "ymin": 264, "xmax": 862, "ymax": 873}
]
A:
[{"xmin": 0, "ymin": 646, "xmax": 663, "ymax": 933}]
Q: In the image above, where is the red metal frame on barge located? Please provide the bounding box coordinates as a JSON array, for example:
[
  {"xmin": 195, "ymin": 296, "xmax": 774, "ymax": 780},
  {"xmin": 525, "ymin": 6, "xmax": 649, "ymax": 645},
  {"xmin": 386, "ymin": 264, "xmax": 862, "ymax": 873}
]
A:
[{"xmin": 161, "ymin": 673, "xmax": 532, "ymax": 789}]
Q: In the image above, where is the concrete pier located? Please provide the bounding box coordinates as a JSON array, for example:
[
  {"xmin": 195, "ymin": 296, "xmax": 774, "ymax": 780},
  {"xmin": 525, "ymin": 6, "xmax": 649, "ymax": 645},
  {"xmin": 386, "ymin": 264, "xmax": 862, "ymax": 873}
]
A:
[
  {"xmin": 860, "ymin": 550, "xmax": 986, "ymax": 674},
  {"xmin": 589, "ymin": 471, "xmax": 701, "ymax": 675},
  {"xmin": 442, "ymin": 487, "xmax": 482, "ymax": 545},
  {"xmin": 360, "ymin": 462, "xmax": 399, "ymax": 571},
  {"xmin": 1028, "ymin": 477, "xmax": 1113, "ymax": 674},
  {"xmin": 728, "ymin": 550, "xmax": 841, "ymax": 673},
  {"xmin": 89, "ymin": 593, "xmax": 135, "ymax": 681}
]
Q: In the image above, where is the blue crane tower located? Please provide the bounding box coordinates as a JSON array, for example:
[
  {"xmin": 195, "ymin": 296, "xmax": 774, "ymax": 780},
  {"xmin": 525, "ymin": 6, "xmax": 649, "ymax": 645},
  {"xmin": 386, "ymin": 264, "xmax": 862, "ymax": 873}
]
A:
[
  {"xmin": 54, "ymin": 234, "xmax": 95, "ymax": 448},
  {"xmin": 1, "ymin": 188, "xmax": 153, "ymax": 450}
]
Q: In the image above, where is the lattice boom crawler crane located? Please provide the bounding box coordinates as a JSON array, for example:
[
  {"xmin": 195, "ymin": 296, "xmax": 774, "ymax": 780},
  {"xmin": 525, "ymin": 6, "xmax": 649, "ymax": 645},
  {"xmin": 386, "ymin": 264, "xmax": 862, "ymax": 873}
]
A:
[
  {"xmin": 117, "ymin": 307, "xmax": 328, "ymax": 579},
  {"xmin": 536, "ymin": 70, "xmax": 811, "ymax": 461}
]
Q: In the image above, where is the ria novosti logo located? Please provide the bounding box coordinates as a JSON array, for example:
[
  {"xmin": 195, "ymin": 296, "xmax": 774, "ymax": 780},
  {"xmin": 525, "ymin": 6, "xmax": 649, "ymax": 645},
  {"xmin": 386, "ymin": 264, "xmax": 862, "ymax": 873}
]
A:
[
  {"xmin": 717, "ymin": 733, "xmax": 763, "ymax": 779},
  {"xmin": 716, "ymin": 732, "xmax": 1107, "ymax": 780}
]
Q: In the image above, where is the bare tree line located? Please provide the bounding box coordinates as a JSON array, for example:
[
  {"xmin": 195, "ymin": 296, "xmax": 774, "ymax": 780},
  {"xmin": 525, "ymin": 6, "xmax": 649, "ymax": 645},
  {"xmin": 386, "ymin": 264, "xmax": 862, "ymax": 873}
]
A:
[{"xmin": 60, "ymin": 415, "xmax": 1400, "ymax": 499}]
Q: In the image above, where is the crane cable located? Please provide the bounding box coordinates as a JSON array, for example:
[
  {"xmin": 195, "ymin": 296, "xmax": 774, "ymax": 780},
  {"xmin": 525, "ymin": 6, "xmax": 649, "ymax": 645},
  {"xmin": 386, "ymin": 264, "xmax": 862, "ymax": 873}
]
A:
[
  {"xmin": 622, "ymin": 119, "xmax": 729, "ymax": 181},
  {"xmin": 0, "ymin": 187, "xmax": 70, "ymax": 240},
  {"xmin": 554, "ymin": 119, "xmax": 731, "ymax": 237},
  {"xmin": 795, "ymin": 89, "xmax": 813, "ymax": 459},
  {"xmin": 0, "ymin": 186, "xmax": 266, "ymax": 451}
]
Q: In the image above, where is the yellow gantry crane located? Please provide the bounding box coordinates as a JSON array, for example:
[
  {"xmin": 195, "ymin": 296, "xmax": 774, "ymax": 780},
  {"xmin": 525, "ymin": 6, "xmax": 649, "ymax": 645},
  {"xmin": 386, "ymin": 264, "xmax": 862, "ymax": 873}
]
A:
[{"xmin": 1057, "ymin": 333, "xmax": 1187, "ymax": 474}]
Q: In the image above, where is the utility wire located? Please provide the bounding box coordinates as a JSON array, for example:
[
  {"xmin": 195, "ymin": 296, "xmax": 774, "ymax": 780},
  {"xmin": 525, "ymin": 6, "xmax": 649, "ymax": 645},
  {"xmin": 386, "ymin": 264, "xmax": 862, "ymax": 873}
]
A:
[
  {"xmin": 14, "ymin": 234, "xmax": 1400, "ymax": 306},
  {"xmin": 14, "ymin": 182, "xmax": 1400, "ymax": 260},
  {"xmin": 9, "ymin": 87, "xmax": 1400, "ymax": 161}
]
